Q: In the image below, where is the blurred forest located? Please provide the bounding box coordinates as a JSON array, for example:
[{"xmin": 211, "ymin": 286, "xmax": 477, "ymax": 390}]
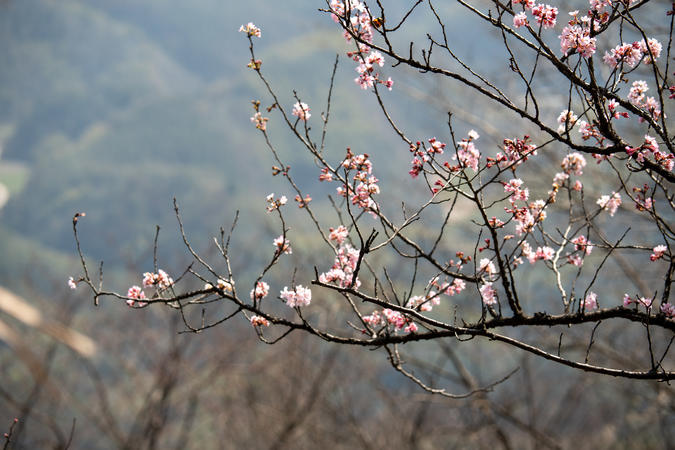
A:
[{"xmin": 0, "ymin": 0, "xmax": 672, "ymax": 448}]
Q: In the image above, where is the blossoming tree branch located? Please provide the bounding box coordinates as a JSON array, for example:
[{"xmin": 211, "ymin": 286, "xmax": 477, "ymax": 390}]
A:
[{"xmin": 72, "ymin": 0, "xmax": 674, "ymax": 392}]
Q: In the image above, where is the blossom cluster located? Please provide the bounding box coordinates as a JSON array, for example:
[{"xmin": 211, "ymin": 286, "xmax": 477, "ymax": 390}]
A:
[
  {"xmin": 142, "ymin": 269, "xmax": 174, "ymax": 289},
  {"xmin": 603, "ymin": 38, "xmax": 662, "ymax": 69},
  {"xmin": 265, "ymin": 193, "xmax": 288, "ymax": 212},
  {"xmin": 333, "ymin": 149, "xmax": 380, "ymax": 213},
  {"xmin": 480, "ymin": 282, "xmax": 497, "ymax": 306},
  {"xmin": 660, "ymin": 303, "xmax": 675, "ymax": 318},
  {"xmin": 632, "ymin": 184, "xmax": 654, "ymax": 211},
  {"xmin": 623, "ymin": 293, "xmax": 653, "ymax": 309},
  {"xmin": 319, "ymin": 241, "xmax": 361, "ymax": 289},
  {"xmin": 555, "ymin": 112, "xmax": 605, "ymax": 145},
  {"xmin": 455, "ymin": 130, "xmax": 481, "ymax": 171},
  {"xmin": 273, "ymin": 235, "xmax": 292, "ymax": 255},
  {"xmin": 205, "ymin": 278, "xmax": 234, "ymax": 293},
  {"xmin": 250, "ymin": 281, "xmax": 270, "ymax": 301},
  {"xmin": 596, "ymin": 192, "xmax": 622, "ymax": 217},
  {"xmin": 251, "ymin": 112, "xmax": 268, "ymax": 131},
  {"xmin": 560, "ymin": 152, "xmax": 587, "ymax": 176},
  {"xmin": 627, "ymin": 81, "xmax": 662, "ymax": 122},
  {"xmin": 329, "ymin": 0, "xmax": 393, "ymax": 91},
  {"xmin": 362, "ymin": 308, "xmax": 417, "ymax": 334},
  {"xmin": 250, "ymin": 315, "xmax": 270, "ymax": 327},
  {"xmin": 329, "ymin": 225, "xmax": 349, "ymax": 244},
  {"xmin": 280, "ymin": 285, "xmax": 312, "ymax": 307},
  {"xmin": 408, "ymin": 137, "xmax": 447, "ymax": 178},
  {"xmin": 410, "ymin": 130, "xmax": 482, "ymax": 182},
  {"xmin": 520, "ymin": 241, "xmax": 554, "ymax": 265},
  {"xmin": 492, "ymin": 135, "xmax": 537, "ymax": 169},
  {"xmin": 123, "ymin": 269, "xmax": 173, "ymax": 308},
  {"xmin": 512, "ymin": 2, "xmax": 557, "ymax": 29},
  {"xmin": 292, "ymin": 102, "xmax": 311, "ymax": 121},
  {"xmin": 430, "ymin": 276, "xmax": 467, "ymax": 297},
  {"xmin": 626, "ymin": 135, "xmax": 673, "ymax": 172},
  {"xmin": 503, "ymin": 177, "xmax": 547, "ymax": 236},
  {"xmin": 559, "ymin": 12, "xmax": 597, "ymax": 58},
  {"xmin": 650, "ymin": 245, "xmax": 667, "ymax": 262},
  {"xmin": 583, "ymin": 292, "xmax": 598, "ymax": 310},
  {"xmin": 126, "ymin": 285, "xmax": 147, "ymax": 308},
  {"xmin": 239, "ymin": 22, "xmax": 261, "ymax": 38}
]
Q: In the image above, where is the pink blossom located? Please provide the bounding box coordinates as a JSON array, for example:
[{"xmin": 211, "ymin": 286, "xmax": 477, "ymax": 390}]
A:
[
  {"xmin": 497, "ymin": 136, "xmax": 537, "ymax": 168},
  {"xmin": 404, "ymin": 322, "xmax": 418, "ymax": 333},
  {"xmin": 68, "ymin": 277, "xmax": 77, "ymax": 290},
  {"xmin": 513, "ymin": 0, "xmax": 535, "ymax": 8},
  {"xmin": 355, "ymin": 71, "xmax": 376, "ymax": 89},
  {"xmin": 251, "ymin": 112, "xmax": 268, "ymax": 131},
  {"xmin": 479, "ymin": 258, "xmax": 497, "ymax": 275},
  {"xmin": 521, "ymin": 241, "xmax": 537, "ymax": 264},
  {"xmin": 363, "ymin": 310, "xmax": 383, "ymax": 327},
  {"xmin": 623, "ymin": 293, "xmax": 633, "ymax": 307},
  {"xmin": 427, "ymin": 137, "xmax": 446, "ymax": 154},
  {"xmin": 561, "ymin": 152, "xmax": 587, "ymax": 175},
  {"xmin": 641, "ymin": 97, "xmax": 661, "ymax": 121},
  {"xmin": 292, "ymin": 102, "xmax": 311, "ymax": 121},
  {"xmin": 250, "ymin": 281, "xmax": 270, "ymax": 300},
  {"xmin": 572, "ymin": 235, "xmax": 593, "ymax": 255},
  {"xmin": 280, "ymin": 285, "xmax": 312, "ymax": 307},
  {"xmin": 660, "ymin": 303, "xmax": 675, "ymax": 318},
  {"xmin": 650, "ymin": 245, "xmax": 667, "ymax": 261},
  {"xmin": 446, "ymin": 278, "xmax": 466, "ymax": 296},
  {"xmin": 409, "ymin": 291, "xmax": 441, "ymax": 312},
  {"xmin": 205, "ymin": 279, "xmax": 234, "ymax": 293},
  {"xmin": 559, "ymin": 25, "xmax": 596, "ymax": 58},
  {"xmin": 319, "ymin": 168, "xmax": 333, "ymax": 182},
  {"xmin": 596, "ymin": 192, "xmax": 621, "ymax": 216},
  {"xmin": 126, "ymin": 285, "xmax": 147, "ymax": 307},
  {"xmin": 568, "ymin": 254, "xmax": 583, "ymax": 266},
  {"xmin": 319, "ymin": 243, "xmax": 361, "ymax": 289},
  {"xmin": 604, "ymin": 42, "xmax": 643, "ymax": 68},
  {"xmin": 265, "ymin": 193, "xmax": 288, "ymax": 212},
  {"xmin": 638, "ymin": 296, "xmax": 653, "ymax": 308},
  {"xmin": 513, "ymin": 12, "xmax": 528, "ymax": 28},
  {"xmin": 536, "ymin": 246, "xmax": 555, "ymax": 261},
  {"xmin": 383, "ymin": 77, "xmax": 394, "ymax": 90},
  {"xmin": 480, "ymin": 283, "xmax": 497, "ymax": 306},
  {"xmin": 329, "ymin": 225, "xmax": 349, "ymax": 244},
  {"xmin": 250, "ymin": 315, "xmax": 270, "ymax": 327},
  {"xmin": 552, "ymin": 171, "xmax": 569, "ymax": 188},
  {"xmin": 590, "ymin": 0, "xmax": 611, "ymax": 12},
  {"xmin": 273, "ymin": 235, "xmax": 292, "ymax": 255},
  {"xmin": 628, "ymin": 80, "xmax": 648, "ymax": 106},
  {"xmin": 640, "ymin": 38, "xmax": 662, "ymax": 64},
  {"xmin": 239, "ymin": 22, "xmax": 261, "ymax": 38},
  {"xmin": 531, "ymin": 4, "xmax": 557, "ymax": 29},
  {"xmin": 319, "ymin": 267, "xmax": 347, "ymax": 284},
  {"xmin": 456, "ymin": 132, "xmax": 481, "ymax": 171},
  {"xmin": 557, "ymin": 110, "xmax": 578, "ymax": 133},
  {"xmin": 143, "ymin": 269, "xmax": 174, "ymax": 289},
  {"xmin": 382, "ymin": 308, "xmax": 407, "ymax": 329},
  {"xmin": 366, "ymin": 51, "xmax": 385, "ymax": 67},
  {"xmin": 583, "ymin": 292, "xmax": 598, "ymax": 310}
]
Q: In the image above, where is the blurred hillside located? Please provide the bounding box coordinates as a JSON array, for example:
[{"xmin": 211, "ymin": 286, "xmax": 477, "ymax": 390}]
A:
[{"xmin": 0, "ymin": 0, "xmax": 390, "ymax": 283}]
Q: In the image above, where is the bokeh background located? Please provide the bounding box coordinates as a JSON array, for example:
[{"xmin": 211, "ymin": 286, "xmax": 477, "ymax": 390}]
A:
[{"xmin": 0, "ymin": 0, "xmax": 673, "ymax": 448}]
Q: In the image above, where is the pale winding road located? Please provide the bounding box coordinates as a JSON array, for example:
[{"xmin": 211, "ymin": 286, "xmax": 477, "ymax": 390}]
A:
[{"xmin": 0, "ymin": 182, "xmax": 8, "ymax": 211}]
